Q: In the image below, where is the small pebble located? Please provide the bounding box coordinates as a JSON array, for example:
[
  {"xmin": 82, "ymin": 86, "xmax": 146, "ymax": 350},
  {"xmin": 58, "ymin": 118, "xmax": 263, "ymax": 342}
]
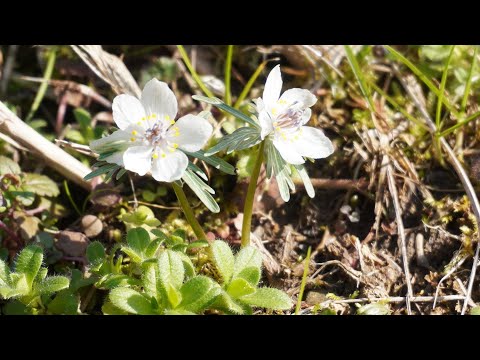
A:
[{"xmin": 80, "ymin": 215, "xmax": 103, "ymax": 238}]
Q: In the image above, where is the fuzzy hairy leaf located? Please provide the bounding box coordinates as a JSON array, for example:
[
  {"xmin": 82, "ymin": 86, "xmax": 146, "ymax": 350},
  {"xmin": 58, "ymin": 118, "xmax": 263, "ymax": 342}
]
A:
[
  {"xmin": 210, "ymin": 240, "xmax": 234, "ymax": 284},
  {"xmin": 86, "ymin": 241, "xmax": 106, "ymax": 267},
  {"xmin": 35, "ymin": 276, "xmax": 69, "ymax": 295},
  {"xmin": 145, "ymin": 238, "xmax": 164, "ymax": 259},
  {"xmin": 127, "ymin": 227, "xmax": 150, "ymax": 257},
  {"xmin": 15, "ymin": 245, "xmax": 43, "ymax": 288},
  {"xmin": 179, "ymin": 276, "xmax": 221, "ymax": 313},
  {"xmin": 0, "ymin": 259, "xmax": 11, "ymax": 287},
  {"xmin": 210, "ymin": 291, "xmax": 246, "ymax": 315},
  {"xmin": 241, "ymin": 287, "xmax": 293, "ymax": 310},
  {"xmin": 233, "ymin": 246, "xmax": 262, "ymax": 279},
  {"xmin": 101, "ymin": 275, "xmax": 141, "ymax": 289},
  {"xmin": 235, "ymin": 266, "xmax": 261, "ymax": 286},
  {"xmin": 0, "ymin": 156, "xmax": 21, "ymax": 175},
  {"xmin": 227, "ymin": 277, "xmax": 256, "ymax": 298},
  {"xmin": 158, "ymin": 250, "xmax": 184, "ymax": 290},
  {"xmin": 47, "ymin": 291, "xmax": 79, "ymax": 315},
  {"xmin": 22, "ymin": 173, "xmax": 60, "ymax": 197},
  {"xmin": 109, "ymin": 287, "xmax": 154, "ymax": 315}
]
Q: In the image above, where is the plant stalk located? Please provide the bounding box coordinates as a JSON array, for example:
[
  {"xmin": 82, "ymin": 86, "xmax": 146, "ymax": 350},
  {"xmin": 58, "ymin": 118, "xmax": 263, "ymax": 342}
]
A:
[
  {"xmin": 241, "ymin": 141, "xmax": 265, "ymax": 247},
  {"xmin": 172, "ymin": 182, "xmax": 207, "ymax": 240}
]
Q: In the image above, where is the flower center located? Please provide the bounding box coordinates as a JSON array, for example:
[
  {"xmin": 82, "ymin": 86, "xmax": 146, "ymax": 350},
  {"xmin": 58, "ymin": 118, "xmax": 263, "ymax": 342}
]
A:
[
  {"xmin": 272, "ymin": 101, "xmax": 304, "ymax": 131},
  {"xmin": 144, "ymin": 122, "xmax": 167, "ymax": 147}
]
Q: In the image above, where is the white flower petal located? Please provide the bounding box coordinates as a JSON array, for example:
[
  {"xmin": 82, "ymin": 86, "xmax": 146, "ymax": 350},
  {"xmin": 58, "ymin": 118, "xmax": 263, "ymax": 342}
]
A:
[
  {"xmin": 301, "ymin": 108, "xmax": 312, "ymax": 125},
  {"xmin": 292, "ymin": 126, "xmax": 334, "ymax": 159},
  {"xmin": 259, "ymin": 110, "xmax": 274, "ymax": 140},
  {"xmin": 151, "ymin": 150, "xmax": 188, "ymax": 182},
  {"xmin": 112, "ymin": 94, "xmax": 146, "ymax": 130},
  {"xmin": 167, "ymin": 114, "xmax": 212, "ymax": 152},
  {"xmin": 141, "ymin": 78, "xmax": 177, "ymax": 119},
  {"xmin": 90, "ymin": 129, "xmax": 130, "ymax": 154},
  {"xmin": 272, "ymin": 137, "xmax": 305, "ymax": 165},
  {"xmin": 263, "ymin": 65, "xmax": 282, "ymax": 109},
  {"xmin": 279, "ymin": 88, "xmax": 317, "ymax": 108},
  {"xmin": 123, "ymin": 145, "xmax": 154, "ymax": 176}
]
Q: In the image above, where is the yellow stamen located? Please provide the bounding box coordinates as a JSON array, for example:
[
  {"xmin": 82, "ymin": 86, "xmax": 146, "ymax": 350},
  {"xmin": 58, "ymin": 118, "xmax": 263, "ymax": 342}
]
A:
[
  {"xmin": 152, "ymin": 113, "xmax": 157, "ymax": 118},
  {"xmin": 161, "ymin": 153, "xmax": 166, "ymax": 158},
  {"xmin": 271, "ymin": 108, "xmax": 277, "ymax": 116},
  {"xmin": 152, "ymin": 153, "xmax": 158, "ymax": 159},
  {"xmin": 131, "ymin": 130, "xmax": 137, "ymax": 135},
  {"xmin": 141, "ymin": 117, "xmax": 146, "ymax": 121},
  {"xmin": 277, "ymin": 99, "xmax": 287, "ymax": 105},
  {"xmin": 137, "ymin": 121, "xmax": 142, "ymax": 125},
  {"xmin": 130, "ymin": 137, "xmax": 136, "ymax": 142},
  {"xmin": 172, "ymin": 143, "xmax": 179, "ymax": 149}
]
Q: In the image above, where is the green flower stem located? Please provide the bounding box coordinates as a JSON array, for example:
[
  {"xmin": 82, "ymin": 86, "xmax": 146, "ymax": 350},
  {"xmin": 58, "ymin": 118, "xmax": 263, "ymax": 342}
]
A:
[
  {"xmin": 172, "ymin": 182, "xmax": 207, "ymax": 240},
  {"xmin": 241, "ymin": 141, "xmax": 265, "ymax": 247}
]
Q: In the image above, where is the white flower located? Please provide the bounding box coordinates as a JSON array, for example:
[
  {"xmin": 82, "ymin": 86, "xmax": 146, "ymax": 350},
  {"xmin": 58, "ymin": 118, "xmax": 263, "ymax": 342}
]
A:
[
  {"xmin": 90, "ymin": 79, "xmax": 213, "ymax": 182},
  {"xmin": 256, "ymin": 65, "xmax": 334, "ymax": 165}
]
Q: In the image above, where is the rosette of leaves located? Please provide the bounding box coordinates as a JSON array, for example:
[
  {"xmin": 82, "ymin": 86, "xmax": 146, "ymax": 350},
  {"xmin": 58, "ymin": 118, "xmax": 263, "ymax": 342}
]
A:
[
  {"xmin": 0, "ymin": 245, "xmax": 70, "ymax": 314},
  {"xmin": 103, "ymin": 246, "xmax": 221, "ymax": 315},
  {"xmin": 194, "ymin": 96, "xmax": 314, "ymax": 202},
  {"xmin": 208, "ymin": 240, "xmax": 292, "ymax": 314},
  {"xmin": 84, "ymin": 111, "xmax": 235, "ymax": 213}
]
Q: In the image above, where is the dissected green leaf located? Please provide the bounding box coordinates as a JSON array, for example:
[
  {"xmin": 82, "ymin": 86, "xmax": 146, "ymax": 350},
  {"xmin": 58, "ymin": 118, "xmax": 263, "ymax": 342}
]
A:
[
  {"xmin": 182, "ymin": 169, "xmax": 220, "ymax": 213},
  {"xmin": 22, "ymin": 173, "xmax": 60, "ymax": 197},
  {"xmin": 109, "ymin": 287, "xmax": 154, "ymax": 315},
  {"xmin": 205, "ymin": 127, "xmax": 261, "ymax": 156},
  {"xmin": 184, "ymin": 149, "xmax": 236, "ymax": 175},
  {"xmin": 241, "ymin": 287, "xmax": 293, "ymax": 310},
  {"xmin": 210, "ymin": 240, "xmax": 234, "ymax": 284},
  {"xmin": 179, "ymin": 275, "xmax": 221, "ymax": 313}
]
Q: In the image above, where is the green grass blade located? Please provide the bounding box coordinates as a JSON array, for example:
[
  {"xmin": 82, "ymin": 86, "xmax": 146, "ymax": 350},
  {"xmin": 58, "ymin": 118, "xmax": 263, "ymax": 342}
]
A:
[
  {"xmin": 233, "ymin": 59, "xmax": 269, "ymax": 109},
  {"xmin": 224, "ymin": 45, "xmax": 234, "ymax": 106},
  {"xmin": 295, "ymin": 246, "xmax": 311, "ymax": 315},
  {"xmin": 384, "ymin": 45, "xmax": 461, "ymax": 119},
  {"xmin": 438, "ymin": 110, "xmax": 480, "ymax": 137},
  {"xmin": 63, "ymin": 180, "xmax": 82, "ymax": 216},
  {"xmin": 177, "ymin": 45, "xmax": 214, "ymax": 98},
  {"xmin": 461, "ymin": 46, "xmax": 478, "ymax": 113},
  {"xmin": 435, "ymin": 45, "xmax": 455, "ymax": 129},
  {"xmin": 369, "ymin": 81, "xmax": 429, "ymax": 130},
  {"xmin": 344, "ymin": 45, "xmax": 375, "ymax": 113},
  {"xmin": 26, "ymin": 48, "xmax": 57, "ymax": 122}
]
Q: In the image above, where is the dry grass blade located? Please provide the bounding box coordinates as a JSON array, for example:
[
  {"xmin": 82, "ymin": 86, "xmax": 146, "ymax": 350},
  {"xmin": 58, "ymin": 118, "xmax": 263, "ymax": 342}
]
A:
[
  {"xmin": 386, "ymin": 161, "xmax": 413, "ymax": 314},
  {"xmin": 70, "ymin": 45, "xmax": 141, "ymax": 97},
  {"xmin": 0, "ymin": 101, "xmax": 92, "ymax": 190}
]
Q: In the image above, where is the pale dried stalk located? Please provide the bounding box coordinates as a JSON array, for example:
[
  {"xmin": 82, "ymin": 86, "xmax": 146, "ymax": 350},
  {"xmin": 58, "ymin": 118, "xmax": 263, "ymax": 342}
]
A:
[
  {"xmin": 0, "ymin": 101, "xmax": 92, "ymax": 190},
  {"xmin": 70, "ymin": 45, "xmax": 141, "ymax": 97},
  {"xmin": 395, "ymin": 68, "xmax": 480, "ymax": 315}
]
